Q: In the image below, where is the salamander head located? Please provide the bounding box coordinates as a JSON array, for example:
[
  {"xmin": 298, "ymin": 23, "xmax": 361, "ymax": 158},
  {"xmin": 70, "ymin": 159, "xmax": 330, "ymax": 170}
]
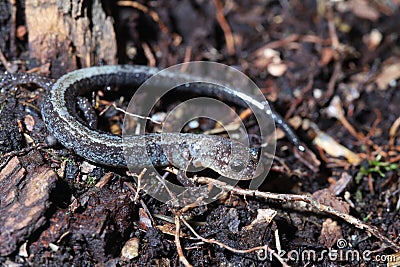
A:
[
  {"xmin": 194, "ymin": 138, "xmax": 263, "ymax": 180},
  {"xmin": 219, "ymin": 146, "xmax": 263, "ymax": 180}
]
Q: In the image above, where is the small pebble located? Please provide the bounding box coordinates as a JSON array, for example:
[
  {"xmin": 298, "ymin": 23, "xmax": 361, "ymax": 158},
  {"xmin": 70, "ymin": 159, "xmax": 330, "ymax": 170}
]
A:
[
  {"xmin": 45, "ymin": 134, "xmax": 58, "ymax": 146},
  {"xmin": 121, "ymin": 237, "xmax": 140, "ymax": 260},
  {"xmin": 313, "ymin": 88, "xmax": 323, "ymax": 99}
]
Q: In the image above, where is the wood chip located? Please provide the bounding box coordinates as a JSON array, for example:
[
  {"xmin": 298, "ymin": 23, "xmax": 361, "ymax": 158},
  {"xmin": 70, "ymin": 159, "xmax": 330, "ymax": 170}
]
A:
[
  {"xmin": 375, "ymin": 60, "xmax": 400, "ymax": 90},
  {"xmin": 348, "ymin": 0, "xmax": 380, "ymax": 21},
  {"xmin": 318, "ymin": 218, "xmax": 343, "ymax": 248},
  {"xmin": 24, "ymin": 115, "xmax": 35, "ymax": 131},
  {"xmin": 0, "ymin": 156, "xmax": 58, "ymax": 256},
  {"xmin": 329, "ymin": 172, "xmax": 353, "ymax": 195},
  {"xmin": 139, "ymin": 208, "xmax": 153, "ymax": 230}
]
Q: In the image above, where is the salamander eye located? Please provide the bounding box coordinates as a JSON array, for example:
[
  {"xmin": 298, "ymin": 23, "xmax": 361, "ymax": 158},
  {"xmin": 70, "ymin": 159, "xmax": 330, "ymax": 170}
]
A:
[{"xmin": 229, "ymin": 159, "xmax": 245, "ymax": 172}]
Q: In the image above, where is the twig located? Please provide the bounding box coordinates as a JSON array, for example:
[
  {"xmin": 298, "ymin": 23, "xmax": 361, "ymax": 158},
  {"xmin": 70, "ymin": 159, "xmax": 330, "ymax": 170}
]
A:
[
  {"xmin": 124, "ymin": 178, "xmax": 157, "ymax": 228},
  {"xmin": 0, "ymin": 48, "xmax": 13, "ymax": 73},
  {"xmin": 183, "ymin": 46, "xmax": 192, "ymax": 64},
  {"xmin": 9, "ymin": 0, "xmax": 17, "ymax": 56},
  {"xmin": 285, "ymin": 72, "xmax": 314, "ymax": 119},
  {"xmin": 1, "ymin": 143, "xmax": 48, "ymax": 169},
  {"xmin": 175, "ymin": 214, "xmax": 193, "ymax": 267},
  {"xmin": 111, "ymin": 103, "xmax": 162, "ymax": 125},
  {"xmin": 326, "ymin": 4, "xmax": 339, "ymax": 49},
  {"xmin": 365, "ymin": 108, "xmax": 382, "ymax": 141},
  {"xmin": 142, "ymin": 43, "xmax": 156, "ymax": 67},
  {"xmin": 330, "ymin": 96, "xmax": 365, "ymax": 140},
  {"xmin": 389, "ymin": 154, "xmax": 400, "ymax": 164},
  {"xmin": 256, "ymin": 34, "xmax": 329, "ymax": 51},
  {"xmin": 202, "ymin": 121, "xmax": 241, "ymax": 135},
  {"xmin": 389, "ymin": 116, "xmax": 400, "ymax": 148},
  {"xmin": 117, "ymin": 1, "xmax": 168, "ymax": 33},
  {"xmin": 180, "ymin": 217, "xmax": 289, "ymax": 266},
  {"xmin": 367, "ymin": 173, "xmax": 374, "ymax": 196},
  {"xmin": 95, "ymin": 172, "xmax": 114, "ymax": 188},
  {"xmin": 192, "ymin": 177, "xmax": 400, "ymax": 251},
  {"xmin": 212, "ymin": 0, "xmax": 235, "ymax": 55},
  {"xmin": 321, "ymin": 60, "xmax": 341, "ymax": 106},
  {"xmin": 131, "ymin": 168, "xmax": 147, "ymax": 203},
  {"xmin": 321, "ymin": 4, "xmax": 341, "ymax": 105}
]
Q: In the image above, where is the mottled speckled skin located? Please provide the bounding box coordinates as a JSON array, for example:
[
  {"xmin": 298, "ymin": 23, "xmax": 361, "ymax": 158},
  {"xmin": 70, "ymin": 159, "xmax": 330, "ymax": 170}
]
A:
[{"xmin": 0, "ymin": 65, "xmax": 304, "ymax": 180}]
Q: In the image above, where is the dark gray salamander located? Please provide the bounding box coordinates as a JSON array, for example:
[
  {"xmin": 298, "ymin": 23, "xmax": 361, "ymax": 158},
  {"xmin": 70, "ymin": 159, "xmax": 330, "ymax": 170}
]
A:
[{"xmin": 0, "ymin": 65, "xmax": 305, "ymax": 180}]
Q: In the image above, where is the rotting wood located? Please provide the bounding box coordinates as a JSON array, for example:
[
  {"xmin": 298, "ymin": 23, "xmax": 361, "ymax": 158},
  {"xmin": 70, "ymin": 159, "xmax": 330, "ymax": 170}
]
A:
[
  {"xmin": 0, "ymin": 155, "xmax": 58, "ymax": 256},
  {"xmin": 25, "ymin": 0, "xmax": 117, "ymax": 75}
]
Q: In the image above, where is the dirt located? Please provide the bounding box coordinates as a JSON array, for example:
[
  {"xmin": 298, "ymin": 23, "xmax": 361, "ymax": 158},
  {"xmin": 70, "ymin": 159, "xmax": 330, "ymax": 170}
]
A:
[{"xmin": 1, "ymin": 0, "xmax": 400, "ymax": 266}]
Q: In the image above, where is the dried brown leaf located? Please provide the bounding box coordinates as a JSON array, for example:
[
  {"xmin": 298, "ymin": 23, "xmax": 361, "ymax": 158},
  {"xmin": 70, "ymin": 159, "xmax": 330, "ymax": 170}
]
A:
[
  {"xmin": 318, "ymin": 218, "xmax": 343, "ymax": 248},
  {"xmin": 313, "ymin": 130, "xmax": 362, "ymax": 165},
  {"xmin": 313, "ymin": 189, "xmax": 350, "ymax": 215},
  {"xmin": 348, "ymin": 0, "xmax": 380, "ymax": 21}
]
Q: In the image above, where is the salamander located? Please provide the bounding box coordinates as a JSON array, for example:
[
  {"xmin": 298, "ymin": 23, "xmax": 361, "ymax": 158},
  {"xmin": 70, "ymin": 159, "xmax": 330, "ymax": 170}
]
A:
[{"xmin": 0, "ymin": 65, "xmax": 305, "ymax": 180}]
